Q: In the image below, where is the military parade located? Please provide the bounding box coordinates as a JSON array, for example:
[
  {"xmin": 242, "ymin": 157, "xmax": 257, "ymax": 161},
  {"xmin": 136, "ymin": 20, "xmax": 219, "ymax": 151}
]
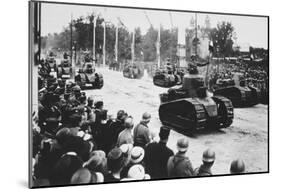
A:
[{"xmin": 30, "ymin": 2, "xmax": 268, "ymax": 187}]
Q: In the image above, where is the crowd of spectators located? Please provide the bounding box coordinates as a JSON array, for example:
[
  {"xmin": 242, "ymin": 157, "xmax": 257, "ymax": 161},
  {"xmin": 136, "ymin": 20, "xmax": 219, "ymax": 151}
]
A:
[{"xmin": 32, "ymin": 59, "xmax": 247, "ymax": 187}]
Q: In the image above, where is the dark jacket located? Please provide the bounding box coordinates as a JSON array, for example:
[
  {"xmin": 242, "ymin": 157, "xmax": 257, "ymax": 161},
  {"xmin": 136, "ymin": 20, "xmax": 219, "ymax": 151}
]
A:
[
  {"xmin": 144, "ymin": 141, "xmax": 174, "ymax": 179},
  {"xmin": 167, "ymin": 152, "xmax": 194, "ymax": 178},
  {"xmin": 107, "ymin": 119, "xmax": 125, "ymax": 148}
]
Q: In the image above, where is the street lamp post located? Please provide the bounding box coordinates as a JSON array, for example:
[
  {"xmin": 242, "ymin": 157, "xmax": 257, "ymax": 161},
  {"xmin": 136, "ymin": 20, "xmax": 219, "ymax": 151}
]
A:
[
  {"xmin": 103, "ymin": 21, "xmax": 106, "ymax": 67},
  {"xmin": 93, "ymin": 17, "xmax": 96, "ymax": 66}
]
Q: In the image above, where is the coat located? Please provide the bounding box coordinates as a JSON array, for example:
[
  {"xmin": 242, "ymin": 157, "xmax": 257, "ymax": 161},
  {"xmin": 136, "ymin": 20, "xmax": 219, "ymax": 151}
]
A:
[
  {"xmin": 194, "ymin": 164, "xmax": 212, "ymax": 176},
  {"xmin": 144, "ymin": 141, "xmax": 174, "ymax": 179},
  {"xmin": 133, "ymin": 121, "xmax": 150, "ymax": 148},
  {"xmin": 167, "ymin": 152, "xmax": 194, "ymax": 178}
]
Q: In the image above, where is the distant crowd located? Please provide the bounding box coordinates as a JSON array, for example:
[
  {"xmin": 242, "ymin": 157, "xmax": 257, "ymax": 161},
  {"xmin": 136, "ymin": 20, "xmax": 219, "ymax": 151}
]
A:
[{"xmin": 207, "ymin": 61, "xmax": 268, "ymax": 92}]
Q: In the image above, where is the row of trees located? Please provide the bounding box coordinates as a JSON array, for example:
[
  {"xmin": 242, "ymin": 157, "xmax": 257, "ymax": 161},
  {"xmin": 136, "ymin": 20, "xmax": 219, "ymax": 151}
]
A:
[{"xmin": 41, "ymin": 13, "xmax": 237, "ymax": 62}]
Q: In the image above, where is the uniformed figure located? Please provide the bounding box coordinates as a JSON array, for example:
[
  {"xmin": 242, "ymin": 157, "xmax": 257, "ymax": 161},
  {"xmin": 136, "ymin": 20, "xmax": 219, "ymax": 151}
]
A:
[
  {"xmin": 133, "ymin": 112, "xmax": 152, "ymax": 148},
  {"xmin": 144, "ymin": 126, "xmax": 174, "ymax": 179},
  {"xmin": 194, "ymin": 149, "xmax": 216, "ymax": 176},
  {"xmin": 63, "ymin": 52, "xmax": 68, "ymax": 60},
  {"xmin": 167, "ymin": 137, "xmax": 194, "ymax": 177}
]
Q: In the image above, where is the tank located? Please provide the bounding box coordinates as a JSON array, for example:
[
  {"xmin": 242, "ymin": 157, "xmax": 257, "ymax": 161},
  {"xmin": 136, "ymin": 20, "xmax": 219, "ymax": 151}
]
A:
[
  {"xmin": 46, "ymin": 54, "xmax": 57, "ymax": 78},
  {"xmin": 123, "ymin": 64, "xmax": 144, "ymax": 79},
  {"xmin": 57, "ymin": 59, "xmax": 73, "ymax": 80},
  {"xmin": 159, "ymin": 68, "xmax": 234, "ymax": 131},
  {"xmin": 46, "ymin": 56, "xmax": 57, "ymax": 70},
  {"xmin": 153, "ymin": 65, "xmax": 182, "ymax": 88},
  {"xmin": 75, "ymin": 62, "xmax": 103, "ymax": 89},
  {"xmin": 213, "ymin": 73, "xmax": 261, "ymax": 107}
]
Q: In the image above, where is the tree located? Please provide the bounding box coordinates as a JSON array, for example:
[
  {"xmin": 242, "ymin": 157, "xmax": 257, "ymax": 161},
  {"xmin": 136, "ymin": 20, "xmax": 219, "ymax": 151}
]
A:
[
  {"xmin": 134, "ymin": 27, "xmax": 142, "ymax": 60},
  {"xmin": 210, "ymin": 21, "xmax": 234, "ymax": 57},
  {"xmin": 160, "ymin": 28, "xmax": 177, "ymax": 62},
  {"xmin": 117, "ymin": 26, "xmax": 131, "ymax": 60},
  {"xmin": 142, "ymin": 26, "xmax": 157, "ymax": 62}
]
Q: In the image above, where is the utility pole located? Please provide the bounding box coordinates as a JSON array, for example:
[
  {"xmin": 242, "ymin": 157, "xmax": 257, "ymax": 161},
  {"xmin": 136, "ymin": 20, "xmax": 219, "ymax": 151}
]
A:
[
  {"xmin": 177, "ymin": 26, "xmax": 187, "ymax": 68},
  {"xmin": 70, "ymin": 14, "xmax": 73, "ymax": 67},
  {"xmin": 131, "ymin": 29, "xmax": 135, "ymax": 64},
  {"xmin": 115, "ymin": 24, "xmax": 118, "ymax": 62},
  {"xmin": 93, "ymin": 17, "xmax": 96, "ymax": 66},
  {"xmin": 103, "ymin": 21, "xmax": 106, "ymax": 67},
  {"xmin": 195, "ymin": 13, "xmax": 198, "ymax": 57},
  {"xmin": 157, "ymin": 24, "xmax": 161, "ymax": 68}
]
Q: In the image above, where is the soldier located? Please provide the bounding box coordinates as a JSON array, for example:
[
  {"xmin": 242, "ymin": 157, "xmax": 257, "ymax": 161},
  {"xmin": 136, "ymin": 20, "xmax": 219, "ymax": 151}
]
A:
[
  {"xmin": 194, "ymin": 149, "xmax": 216, "ymax": 176},
  {"xmin": 133, "ymin": 112, "xmax": 152, "ymax": 148},
  {"xmin": 230, "ymin": 159, "xmax": 245, "ymax": 174},
  {"xmin": 144, "ymin": 126, "xmax": 174, "ymax": 179},
  {"xmin": 167, "ymin": 137, "xmax": 194, "ymax": 178}
]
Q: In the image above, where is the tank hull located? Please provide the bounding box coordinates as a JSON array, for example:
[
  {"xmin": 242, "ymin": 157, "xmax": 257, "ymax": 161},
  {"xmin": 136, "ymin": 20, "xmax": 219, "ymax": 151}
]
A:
[
  {"xmin": 159, "ymin": 96, "xmax": 233, "ymax": 132},
  {"xmin": 153, "ymin": 74, "xmax": 181, "ymax": 88},
  {"xmin": 123, "ymin": 66, "xmax": 144, "ymax": 79},
  {"xmin": 75, "ymin": 72, "xmax": 103, "ymax": 90},
  {"xmin": 214, "ymin": 86, "xmax": 261, "ymax": 107}
]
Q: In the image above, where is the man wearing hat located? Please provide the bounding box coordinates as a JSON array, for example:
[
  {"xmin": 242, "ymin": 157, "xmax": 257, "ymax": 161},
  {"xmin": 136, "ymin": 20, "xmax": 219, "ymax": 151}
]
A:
[
  {"xmin": 70, "ymin": 168, "xmax": 104, "ymax": 184},
  {"xmin": 194, "ymin": 149, "xmax": 216, "ymax": 176},
  {"xmin": 120, "ymin": 146, "xmax": 145, "ymax": 178},
  {"xmin": 167, "ymin": 137, "xmax": 194, "ymax": 178},
  {"xmin": 133, "ymin": 112, "xmax": 152, "ymax": 148},
  {"xmin": 116, "ymin": 117, "xmax": 134, "ymax": 147},
  {"xmin": 126, "ymin": 164, "xmax": 150, "ymax": 180},
  {"xmin": 105, "ymin": 147, "xmax": 127, "ymax": 182},
  {"xmin": 105, "ymin": 110, "xmax": 127, "ymax": 150},
  {"xmin": 84, "ymin": 150, "xmax": 108, "ymax": 176},
  {"xmin": 144, "ymin": 126, "xmax": 174, "ymax": 179}
]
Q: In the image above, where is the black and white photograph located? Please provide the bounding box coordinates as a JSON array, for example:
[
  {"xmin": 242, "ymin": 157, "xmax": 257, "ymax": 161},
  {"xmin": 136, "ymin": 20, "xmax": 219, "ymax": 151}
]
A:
[{"xmin": 29, "ymin": 1, "xmax": 269, "ymax": 188}]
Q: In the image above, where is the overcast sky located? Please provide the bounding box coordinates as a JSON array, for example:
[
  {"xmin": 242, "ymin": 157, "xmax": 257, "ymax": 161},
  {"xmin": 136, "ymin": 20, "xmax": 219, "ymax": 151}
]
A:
[{"xmin": 41, "ymin": 3, "xmax": 268, "ymax": 49}]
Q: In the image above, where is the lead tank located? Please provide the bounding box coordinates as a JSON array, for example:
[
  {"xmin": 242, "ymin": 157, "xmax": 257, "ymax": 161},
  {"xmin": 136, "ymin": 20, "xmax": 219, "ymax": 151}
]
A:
[{"xmin": 159, "ymin": 67, "xmax": 234, "ymax": 131}]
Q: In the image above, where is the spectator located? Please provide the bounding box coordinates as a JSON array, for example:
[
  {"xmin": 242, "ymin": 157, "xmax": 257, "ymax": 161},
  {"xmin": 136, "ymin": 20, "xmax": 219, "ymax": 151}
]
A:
[
  {"xmin": 126, "ymin": 164, "xmax": 150, "ymax": 180},
  {"xmin": 194, "ymin": 149, "xmax": 216, "ymax": 176},
  {"xmin": 167, "ymin": 137, "xmax": 194, "ymax": 178},
  {"xmin": 133, "ymin": 112, "xmax": 152, "ymax": 148},
  {"xmin": 144, "ymin": 126, "xmax": 174, "ymax": 179},
  {"xmin": 70, "ymin": 168, "xmax": 104, "ymax": 184},
  {"xmin": 105, "ymin": 148, "xmax": 127, "ymax": 182},
  {"xmin": 84, "ymin": 150, "xmax": 108, "ymax": 176},
  {"xmin": 106, "ymin": 110, "xmax": 127, "ymax": 149},
  {"xmin": 116, "ymin": 117, "xmax": 134, "ymax": 147},
  {"xmin": 121, "ymin": 146, "xmax": 145, "ymax": 178},
  {"xmin": 50, "ymin": 152, "xmax": 83, "ymax": 185},
  {"xmin": 119, "ymin": 143, "xmax": 133, "ymax": 159},
  {"xmin": 230, "ymin": 159, "xmax": 245, "ymax": 174}
]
